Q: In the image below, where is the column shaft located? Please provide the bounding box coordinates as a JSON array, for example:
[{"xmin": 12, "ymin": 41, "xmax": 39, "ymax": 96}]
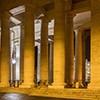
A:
[
  {"xmin": 65, "ymin": 11, "xmax": 74, "ymax": 86},
  {"xmin": 53, "ymin": 0, "xmax": 65, "ymax": 88},
  {"xmin": 40, "ymin": 16, "xmax": 48, "ymax": 84},
  {"xmin": 21, "ymin": 4, "xmax": 35, "ymax": 87},
  {"xmin": 48, "ymin": 42, "xmax": 53, "ymax": 84},
  {"xmin": 0, "ymin": 12, "xmax": 10, "ymax": 87},
  {"xmin": 75, "ymin": 29, "xmax": 83, "ymax": 86}
]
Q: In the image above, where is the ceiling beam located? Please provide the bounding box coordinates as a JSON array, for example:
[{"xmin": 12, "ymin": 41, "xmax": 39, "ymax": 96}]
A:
[{"xmin": 72, "ymin": 0, "xmax": 91, "ymax": 14}]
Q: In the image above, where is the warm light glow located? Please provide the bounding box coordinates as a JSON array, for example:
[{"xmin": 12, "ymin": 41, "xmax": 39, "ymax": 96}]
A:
[{"xmin": 12, "ymin": 58, "xmax": 16, "ymax": 64}]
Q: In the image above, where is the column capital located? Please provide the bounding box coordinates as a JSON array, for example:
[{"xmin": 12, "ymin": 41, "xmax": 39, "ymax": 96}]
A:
[
  {"xmin": 37, "ymin": 10, "xmax": 49, "ymax": 22},
  {"xmin": 25, "ymin": 3, "xmax": 36, "ymax": 12},
  {"xmin": 41, "ymin": 15, "xmax": 48, "ymax": 23},
  {"xmin": 66, "ymin": 10, "xmax": 74, "ymax": 18},
  {"xmin": 74, "ymin": 29, "xmax": 83, "ymax": 40},
  {"xmin": 75, "ymin": 27, "xmax": 84, "ymax": 33}
]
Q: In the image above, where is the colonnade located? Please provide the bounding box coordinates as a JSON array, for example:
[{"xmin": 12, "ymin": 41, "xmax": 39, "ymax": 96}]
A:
[{"xmin": 0, "ymin": 0, "xmax": 100, "ymax": 89}]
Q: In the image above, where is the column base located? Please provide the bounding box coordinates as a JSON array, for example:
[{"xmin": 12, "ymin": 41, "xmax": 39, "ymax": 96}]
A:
[
  {"xmin": 0, "ymin": 83, "xmax": 9, "ymax": 87},
  {"xmin": 75, "ymin": 82, "xmax": 84, "ymax": 88},
  {"xmin": 65, "ymin": 81, "xmax": 74, "ymax": 88},
  {"xmin": 40, "ymin": 80, "xmax": 48, "ymax": 86},
  {"xmin": 48, "ymin": 85, "xmax": 64, "ymax": 89},
  {"xmin": 19, "ymin": 83, "xmax": 34, "ymax": 88},
  {"xmin": 48, "ymin": 83, "xmax": 65, "ymax": 89}
]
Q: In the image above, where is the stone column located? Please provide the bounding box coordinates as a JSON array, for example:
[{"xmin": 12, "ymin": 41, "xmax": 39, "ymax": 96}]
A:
[
  {"xmin": 48, "ymin": 42, "xmax": 53, "ymax": 84},
  {"xmin": 65, "ymin": 11, "xmax": 74, "ymax": 87},
  {"xmin": 88, "ymin": 0, "xmax": 100, "ymax": 89},
  {"xmin": 20, "ymin": 24, "xmax": 24, "ymax": 83},
  {"xmin": 0, "ymin": 12, "xmax": 10, "ymax": 87},
  {"xmin": 40, "ymin": 16, "xmax": 48, "ymax": 85},
  {"xmin": 52, "ymin": 0, "xmax": 65, "ymax": 88},
  {"xmin": 21, "ymin": 4, "xmax": 35, "ymax": 88},
  {"xmin": 75, "ymin": 29, "xmax": 83, "ymax": 87},
  {"xmin": 82, "ymin": 32, "xmax": 86, "ymax": 86}
]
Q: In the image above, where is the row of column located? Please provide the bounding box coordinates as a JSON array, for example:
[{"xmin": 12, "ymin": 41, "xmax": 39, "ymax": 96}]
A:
[
  {"xmin": 0, "ymin": 1, "xmax": 90, "ymax": 88},
  {"xmin": 19, "ymin": 1, "xmax": 87, "ymax": 88}
]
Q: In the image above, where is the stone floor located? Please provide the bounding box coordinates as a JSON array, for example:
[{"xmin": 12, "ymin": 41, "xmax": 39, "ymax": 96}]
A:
[
  {"xmin": 0, "ymin": 87, "xmax": 100, "ymax": 100},
  {"xmin": 0, "ymin": 93, "xmax": 80, "ymax": 100}
]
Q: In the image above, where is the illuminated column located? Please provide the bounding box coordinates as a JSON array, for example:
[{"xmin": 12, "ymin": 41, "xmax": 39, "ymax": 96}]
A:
[
  {"xmin": 75, "ymin": 29, "xmax": 83, "ymax": 87},
  {"xmin": 21, "ymin": 4, "xmax": 35, "ymax": 88},
  {"xmin": 40, "ymin": 16, "xmax": 48, "ymax": 84},
  {"xmin": 0, "ymin": 12, "xmax": 10, "ymax": 87},
  {"xmin": 65, "ymin": 11, "xmax": 74, "ymax": 87},
  {"xmin": 20, "ymin": 24, "xmax": 24, "ymax": 83},
  {"xmin": 52, "ymin": 0, "xmax": 65, "ymax": 88},
  {"xmin": 88, "ymin": 0, "xmax": 100, "ymax": 89}
]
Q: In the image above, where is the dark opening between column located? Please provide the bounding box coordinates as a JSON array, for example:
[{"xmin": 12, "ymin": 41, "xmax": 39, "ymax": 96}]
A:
[{"xmin": 34, "ymin": 46, "xmax": 38, "ymax": 84}]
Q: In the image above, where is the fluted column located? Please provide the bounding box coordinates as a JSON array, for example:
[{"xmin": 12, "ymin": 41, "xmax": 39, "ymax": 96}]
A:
[
  {"xmin": 0, "ymin": 12, "xmax": 10, "ymax": 87},
  {"xmin": 21, "ymin": 4, "xmax": 35, "ymax": 88},
  {"xmin": 20, "ymin": 24, "xmax": 24, "ymax": 83},
  {"xmin": 65, "ymin": 11, "xmax": 74, "ymax": 87},
  {"xmin": 40, "ymin": 16, "xmax": 48, "ymax": 84},
  {"xmin": 75, "ymin": 29, "xmax": 83, "ymax": 87},
  {"xmin": 52, "ymin": 0, "xmax": 65, "ymax": 88}
]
